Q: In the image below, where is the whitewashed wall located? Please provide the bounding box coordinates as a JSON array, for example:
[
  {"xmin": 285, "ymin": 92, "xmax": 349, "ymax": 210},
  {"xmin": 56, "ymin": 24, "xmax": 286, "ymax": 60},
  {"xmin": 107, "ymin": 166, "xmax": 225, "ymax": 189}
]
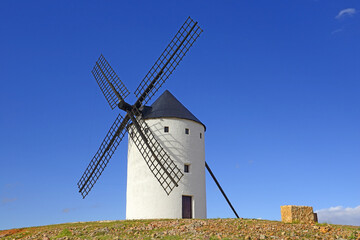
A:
[{"xmin": 126, "ymin": 118, "xmax": 206, "ymax": 219}]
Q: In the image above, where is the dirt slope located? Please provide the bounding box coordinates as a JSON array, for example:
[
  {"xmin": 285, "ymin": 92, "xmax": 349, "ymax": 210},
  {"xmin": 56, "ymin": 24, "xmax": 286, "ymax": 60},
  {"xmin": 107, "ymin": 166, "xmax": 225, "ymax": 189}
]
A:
[{"xmin": 1, "ymin": 218, "xmax": 359, "ymax": 239}]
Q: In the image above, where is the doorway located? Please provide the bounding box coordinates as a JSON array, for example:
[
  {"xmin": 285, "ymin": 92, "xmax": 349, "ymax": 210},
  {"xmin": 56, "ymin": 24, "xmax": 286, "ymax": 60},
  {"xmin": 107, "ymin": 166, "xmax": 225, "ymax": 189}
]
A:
[{"xmin": 182, "ymin": 195, "xmax": 192, "ymax": 219}]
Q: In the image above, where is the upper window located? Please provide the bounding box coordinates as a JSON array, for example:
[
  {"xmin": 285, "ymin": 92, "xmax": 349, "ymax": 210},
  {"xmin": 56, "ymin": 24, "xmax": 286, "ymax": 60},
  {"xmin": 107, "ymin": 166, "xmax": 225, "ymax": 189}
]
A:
[
  {"xmin": 164, "ymin": 126, "xmax": 169, "ymax": 133},
  {"xmin": 200, "ymin": 133, "xmax": 202, "ymax": 139},
  {"xmin": 185, "ymin": 128, "xmax": 189, "ymax": 135},
  {"xmin": 184, "ymin": 164, "xmax": 190, "ymax": 173}
]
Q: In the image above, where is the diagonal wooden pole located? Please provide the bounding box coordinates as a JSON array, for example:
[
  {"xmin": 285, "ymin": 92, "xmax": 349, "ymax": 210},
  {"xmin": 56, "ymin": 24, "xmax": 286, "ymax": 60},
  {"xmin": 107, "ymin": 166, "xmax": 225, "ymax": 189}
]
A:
[{"xmin": 205, "ymin": 161, "xmax": 239, "ymax": 218}]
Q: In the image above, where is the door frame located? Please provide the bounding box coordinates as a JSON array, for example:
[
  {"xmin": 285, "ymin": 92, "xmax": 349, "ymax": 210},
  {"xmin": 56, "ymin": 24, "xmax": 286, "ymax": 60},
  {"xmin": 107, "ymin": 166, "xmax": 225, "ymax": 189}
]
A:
[{"xmin": 182, "ymin": 195, "xmax": 193, "ymax": 219}]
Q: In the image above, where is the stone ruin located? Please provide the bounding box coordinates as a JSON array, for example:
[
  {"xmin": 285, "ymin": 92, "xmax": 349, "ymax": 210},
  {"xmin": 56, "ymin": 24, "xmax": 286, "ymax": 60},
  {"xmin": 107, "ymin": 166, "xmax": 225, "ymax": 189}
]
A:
[{"xmin": 281, "ymin": 205, "xmax": 318, "ymax": 223}]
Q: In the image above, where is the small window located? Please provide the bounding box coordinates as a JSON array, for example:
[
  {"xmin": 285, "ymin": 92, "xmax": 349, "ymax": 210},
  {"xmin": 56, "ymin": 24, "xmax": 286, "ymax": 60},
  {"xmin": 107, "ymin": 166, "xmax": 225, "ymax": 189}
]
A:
[
  {"xmin": 164, "ymin": 126, "xmax": 169, "ymax": 133},
  {"xmin": 200, "ymin": 133, "xmax": 202, "ymax": 139},
  {"xmin": 184, "ymin": 164, "xmax": 190, "ymax": 173},
  {"xmin": 185, "ymin": 128, "xmax": 189, "ymax": 135}
]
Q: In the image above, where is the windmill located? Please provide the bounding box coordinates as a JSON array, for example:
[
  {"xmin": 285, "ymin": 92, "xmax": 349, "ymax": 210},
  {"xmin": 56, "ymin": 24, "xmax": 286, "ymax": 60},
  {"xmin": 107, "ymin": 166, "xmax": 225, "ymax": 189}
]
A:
[{"xmin": 77, "ymin": 17, "xmax": 239, "ymax": 219}]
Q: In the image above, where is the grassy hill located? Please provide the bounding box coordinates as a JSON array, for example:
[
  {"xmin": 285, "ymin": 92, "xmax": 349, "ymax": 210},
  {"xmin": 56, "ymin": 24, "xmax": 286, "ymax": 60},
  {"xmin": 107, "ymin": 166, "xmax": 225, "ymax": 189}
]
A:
[{"xmin": 1, "ymin": 218, "xmax": 359, "ymax": 239}]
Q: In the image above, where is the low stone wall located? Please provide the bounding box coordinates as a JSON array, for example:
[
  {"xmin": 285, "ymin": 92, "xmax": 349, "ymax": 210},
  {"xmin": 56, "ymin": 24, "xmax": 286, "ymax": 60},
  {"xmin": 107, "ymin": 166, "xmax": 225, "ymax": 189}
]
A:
[{"xmin": 281, "ymin": 205, "xmax": 317, "ymax": 223}]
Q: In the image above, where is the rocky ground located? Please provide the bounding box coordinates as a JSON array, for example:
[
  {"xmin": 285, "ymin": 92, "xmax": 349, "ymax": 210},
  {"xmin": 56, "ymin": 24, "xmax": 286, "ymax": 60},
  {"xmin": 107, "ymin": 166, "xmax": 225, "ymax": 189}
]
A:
[{"xmin": 1, "ymin": 218, "xmax": 359, "ymax": 239}]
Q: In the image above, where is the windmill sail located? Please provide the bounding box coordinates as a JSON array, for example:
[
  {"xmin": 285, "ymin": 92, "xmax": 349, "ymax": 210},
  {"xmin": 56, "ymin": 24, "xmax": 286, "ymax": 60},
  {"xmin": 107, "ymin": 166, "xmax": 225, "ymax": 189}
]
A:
[
  {"xmin": 134, "ymin": 17, "xmax": 203, "ymax": 106},
  {"xmin": 77, "ymin": 113, "xmax": 129, "ymax": 198},
  {"xmin": 92, "ymin": 54, "xmax": 130, "ymax": 109},
  {"xmin": 128, "ymin": 108, "xmax": 183, "ymax": 195}
]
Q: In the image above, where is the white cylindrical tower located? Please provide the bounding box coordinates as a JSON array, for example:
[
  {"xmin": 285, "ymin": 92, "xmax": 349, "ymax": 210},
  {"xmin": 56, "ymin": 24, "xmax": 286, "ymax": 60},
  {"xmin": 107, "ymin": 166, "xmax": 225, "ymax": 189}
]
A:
[{"xmin": 126, "ymin": 90, "xmax": 206, "ymax": 219}]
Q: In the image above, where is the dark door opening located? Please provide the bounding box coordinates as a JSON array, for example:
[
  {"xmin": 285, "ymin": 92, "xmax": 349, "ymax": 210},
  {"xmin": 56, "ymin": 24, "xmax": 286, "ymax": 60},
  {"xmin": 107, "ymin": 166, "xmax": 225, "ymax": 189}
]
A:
[{"xmin": 182, "ymin": 195, "xmax": 192, "ymax": 219}]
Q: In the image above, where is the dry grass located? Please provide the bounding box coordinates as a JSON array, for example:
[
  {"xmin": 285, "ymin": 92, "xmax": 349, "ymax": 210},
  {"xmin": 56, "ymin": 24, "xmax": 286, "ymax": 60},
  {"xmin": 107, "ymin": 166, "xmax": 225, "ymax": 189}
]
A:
[{"xmin": 1, "ymin": 218, "xmax": 359, "ymax": 239}]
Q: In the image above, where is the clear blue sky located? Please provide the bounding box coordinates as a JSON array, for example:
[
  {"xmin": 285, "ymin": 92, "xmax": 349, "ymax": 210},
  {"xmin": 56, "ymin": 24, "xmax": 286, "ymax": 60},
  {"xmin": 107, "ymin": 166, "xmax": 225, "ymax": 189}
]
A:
[{"xmin": 1, "ymin": 0, "xmax": 359, "ymax": 230}]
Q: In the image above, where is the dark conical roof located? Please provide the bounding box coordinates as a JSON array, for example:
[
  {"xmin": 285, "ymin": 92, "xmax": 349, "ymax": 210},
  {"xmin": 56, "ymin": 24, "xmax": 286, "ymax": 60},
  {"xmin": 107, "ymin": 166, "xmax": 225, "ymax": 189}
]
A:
[{"xmin": 142, "ymin": 90, "xmax": 205, "ymax": 129}]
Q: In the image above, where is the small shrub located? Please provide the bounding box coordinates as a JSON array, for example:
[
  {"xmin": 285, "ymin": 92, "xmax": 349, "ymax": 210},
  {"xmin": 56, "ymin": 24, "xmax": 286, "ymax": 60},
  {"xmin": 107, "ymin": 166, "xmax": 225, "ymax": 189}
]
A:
[
  {"xmin": 56, "ymin": 228, "xmax": 72, "ymax": 238},
  {"xmin": 349, "ymin": 230, "xmax": 358, "ymax": 239}
]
